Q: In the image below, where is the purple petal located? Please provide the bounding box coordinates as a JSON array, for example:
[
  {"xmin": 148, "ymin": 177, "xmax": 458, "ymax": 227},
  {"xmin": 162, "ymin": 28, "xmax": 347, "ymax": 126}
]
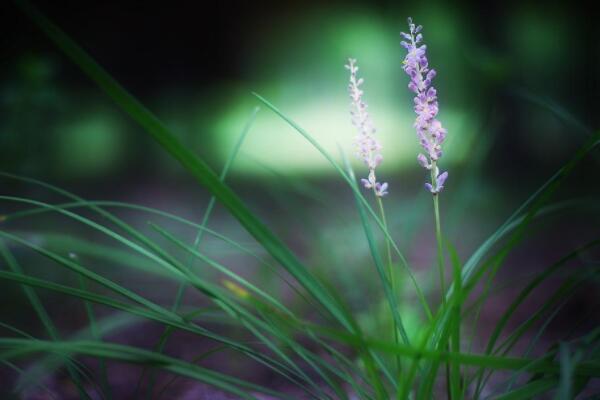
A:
[
  {"xmin": 417, "ymin": 153, "xmax": 429, "ymax": 169},
  {"xmin": 426, "ymin": 69, "xmax": 437, "ymax": 81},
  {"xmin": 376, "ymin": 182, "xmax": 389, "ymax": 197},
  {"xmin": 437, "ymin": 171, "xmax": 448, "ymax": 188},
  {"xmin": 373, "ymin": 154, "xmax": 383, "ymax": 168}
]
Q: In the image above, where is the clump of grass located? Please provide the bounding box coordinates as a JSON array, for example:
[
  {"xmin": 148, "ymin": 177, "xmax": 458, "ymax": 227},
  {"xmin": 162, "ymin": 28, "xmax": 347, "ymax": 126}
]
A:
[{"xmin": 1, "ymin": 1, "xmax": 600, "ymax": 399}]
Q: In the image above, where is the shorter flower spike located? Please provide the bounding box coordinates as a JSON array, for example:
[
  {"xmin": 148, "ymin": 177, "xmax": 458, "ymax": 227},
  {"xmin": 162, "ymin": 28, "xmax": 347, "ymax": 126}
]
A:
[{"xmin": 346, "ymin": 58, "xmax": 388, "ymax": 197}]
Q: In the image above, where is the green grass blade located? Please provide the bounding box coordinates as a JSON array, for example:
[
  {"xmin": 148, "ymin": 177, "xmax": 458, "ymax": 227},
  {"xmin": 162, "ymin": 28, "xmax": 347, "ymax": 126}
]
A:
[
  {"xmin": 460, "ymin": 134, "xmax": 600, "ymax": 289},
  {"xmin": 0, "ymin": 240, "xmax": 91, "ymax": 399},
  {"xmin": 295, "ymin": 319, "xmax": 600, "ymax": 377},
  {"xmin": 1, "ymin": 197, "xmax": 329, "ymax": 395},
  {"xmin": 2, "ymin": 195, "xmax": 321, "ymax": 318},
  {"xmin": 477, "ymin": 240, "xmax": 599, "ymax": 382},
  {"xmin": 512, "ymin": 88, "xmax": 592, "ymax": 137},
  {"xmin": 0, "ymin": 195, "xmax": 189, "ymax": 282},
  {"xmin": 557, "ymin": 342, "xmax": 573, "ymax": 400},
  {"xmin": 76, "ymin": 269, "xmax": 111, "ymax": 400},
  {"xmin": 0, "ymin": 269, "xmax": 318, "ymax": 392},
  {"xmin": 495, "ymin": 270, "xmax": 597, "ymax": 357},
  {"xmin": 0, "ymin": 338, "xmax": 293, "ymax": 400},
  {"xmin": 0, "ymin": 359, "xmax": 59, "ymax": 400},
  {"xmin": 153, "ymin": 344, "xmax": 233, "ymax": 400},
  {"xmin": 168, "ymin": 105, "xmax": 259, "ymax": 314},
  {"xmin": 342, "ymin": 152, "xmax": 410, "ymax": 346},
  {"xmin": 16, "ymin": 313, "xmax": 139, "ymax": 395},
  {"xmin": 492, "ymin": 379, "xmax": 557, "ymax": 400},
  {"xmin": 2, "ymin": 197, "xmax": 298, "ymax": 290},
  {"xmin": 4, "ymin": 197, "xmax": 314, "ymax": 310},
  {"xmin": 0, "ymin": 241, "xmax": 60, "ymax": 341},
  {"xmin": 150, "ymin": 222, "xmax": 293, "ymax": 317},
  {"xmin": 473, "ymin": 268, "xmax": 597, "ymax": 397},
  {"xmin": 448, "ymin": 242, "xmax": 463, "ymax": 400},
  {"xmin": 0, "ymin": 196, "xmax": 275, "ymax": 321}
]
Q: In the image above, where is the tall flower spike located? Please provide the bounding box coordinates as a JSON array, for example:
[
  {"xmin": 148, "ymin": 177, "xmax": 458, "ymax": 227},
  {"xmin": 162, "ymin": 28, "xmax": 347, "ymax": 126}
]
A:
[
  {"xmin": 345, "ymin": 58, "xmax": 388, "ymax": 197},
  {"xmin": 401, "ymin": 18, "xmax": 448, "ymax": 194}
]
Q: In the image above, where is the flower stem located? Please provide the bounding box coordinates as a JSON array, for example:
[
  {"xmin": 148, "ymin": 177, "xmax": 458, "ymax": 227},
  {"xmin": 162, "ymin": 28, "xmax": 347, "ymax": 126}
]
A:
[
  {"xmin": 431, "ymin": 161, "xmax": 451, "ymax": 399},
  {"xmin": 430, "ymin": 162, "xmax": 446, "ymax": 303},
  {"xmin": 376, "ymin": 196, "xmax": 401, "ymax": 379}
]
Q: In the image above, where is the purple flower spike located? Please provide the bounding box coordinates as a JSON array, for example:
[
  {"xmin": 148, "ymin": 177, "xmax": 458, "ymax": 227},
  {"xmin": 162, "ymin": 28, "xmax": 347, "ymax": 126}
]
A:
[
  {"xmin": 346, "ymin": 58, "xmax": 388, "ymax": 197},
  {"xmin": 401, "ymin": 18, "xmax": 448, "ymax": 194}
]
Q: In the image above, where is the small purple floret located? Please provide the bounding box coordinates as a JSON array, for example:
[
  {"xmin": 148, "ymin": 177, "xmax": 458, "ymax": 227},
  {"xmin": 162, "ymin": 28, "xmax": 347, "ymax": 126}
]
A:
[
  {"xmin": 375, "ymin": 182, "xmax": 389, "ymax": 197},
  {"xmin": 437, "ymin": 171, "xmax": 448, "ymax": 188},
  {"xmin": 425, "ymin": 169, "xmax": 448, "ymax": 194}
]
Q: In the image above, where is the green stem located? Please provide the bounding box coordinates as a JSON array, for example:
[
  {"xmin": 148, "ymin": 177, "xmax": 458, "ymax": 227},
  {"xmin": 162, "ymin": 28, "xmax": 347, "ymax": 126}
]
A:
[
  {"xmin": 431, "ymin": 161, "xmax": 451, "ymax": 399},
  {"xmin": 376, "ymin": 196, "xmax": 402, "ymax": 381},
  {"xmin": 430, "ymin": 163, "xmax": 446, "ymax": 302}
]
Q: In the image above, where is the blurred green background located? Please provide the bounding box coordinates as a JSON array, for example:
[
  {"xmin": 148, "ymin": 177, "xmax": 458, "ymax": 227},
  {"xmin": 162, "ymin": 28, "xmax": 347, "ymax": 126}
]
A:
[{"xmin": 1, "ymin": 1, "xmax": 596, "ymax": 183}]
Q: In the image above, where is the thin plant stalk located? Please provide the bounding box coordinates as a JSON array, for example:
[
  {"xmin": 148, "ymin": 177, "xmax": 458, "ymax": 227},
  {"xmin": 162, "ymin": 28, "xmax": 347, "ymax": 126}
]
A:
[
  {"xmin": 431, "ymin": 161, "xmax": 446, "ymax": 302},
  {"xmin": 376, "ymin": 196, "xmax": 401, "ymax": 379},
  {"xmin": 430, "ymin": 160, "xmax": 451, "ymax": 399}
]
